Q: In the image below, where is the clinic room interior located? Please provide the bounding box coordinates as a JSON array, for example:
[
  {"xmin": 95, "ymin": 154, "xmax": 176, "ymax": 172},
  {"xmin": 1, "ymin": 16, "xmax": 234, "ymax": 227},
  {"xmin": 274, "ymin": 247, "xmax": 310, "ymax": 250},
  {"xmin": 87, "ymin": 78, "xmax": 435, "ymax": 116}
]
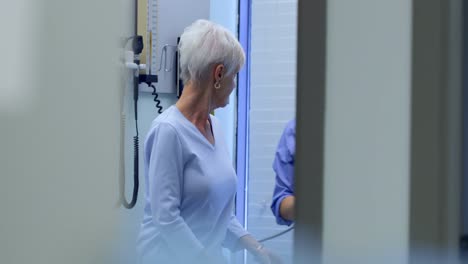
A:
[{"xmin": 2, "ymin": 0, "xmax": 468, "ymax": 263}]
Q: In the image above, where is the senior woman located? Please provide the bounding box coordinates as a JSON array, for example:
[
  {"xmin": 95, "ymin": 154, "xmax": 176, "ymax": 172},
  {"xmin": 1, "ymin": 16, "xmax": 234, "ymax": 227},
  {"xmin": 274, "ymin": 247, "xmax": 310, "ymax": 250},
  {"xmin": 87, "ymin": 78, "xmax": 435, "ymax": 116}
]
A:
[{"xmin": 137, "ymin": 20, "xmax": 281, "ymax": 264}]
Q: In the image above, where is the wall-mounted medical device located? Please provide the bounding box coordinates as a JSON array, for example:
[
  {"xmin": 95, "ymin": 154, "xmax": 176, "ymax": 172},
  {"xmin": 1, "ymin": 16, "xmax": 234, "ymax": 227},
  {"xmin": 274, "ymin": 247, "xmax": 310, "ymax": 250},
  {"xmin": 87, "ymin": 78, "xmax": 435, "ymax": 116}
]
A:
[{"xmin": 141, "ymin": 0, "xmax": 210, "ymax": 94}]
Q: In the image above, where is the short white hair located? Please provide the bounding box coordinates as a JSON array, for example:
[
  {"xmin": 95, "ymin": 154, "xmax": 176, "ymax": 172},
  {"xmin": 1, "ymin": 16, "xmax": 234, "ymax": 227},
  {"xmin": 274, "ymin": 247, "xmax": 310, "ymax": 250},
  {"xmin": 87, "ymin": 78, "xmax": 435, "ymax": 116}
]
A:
[{"xmin": 178, "ymin": 19, "xmax": 245, "ymax": 84}]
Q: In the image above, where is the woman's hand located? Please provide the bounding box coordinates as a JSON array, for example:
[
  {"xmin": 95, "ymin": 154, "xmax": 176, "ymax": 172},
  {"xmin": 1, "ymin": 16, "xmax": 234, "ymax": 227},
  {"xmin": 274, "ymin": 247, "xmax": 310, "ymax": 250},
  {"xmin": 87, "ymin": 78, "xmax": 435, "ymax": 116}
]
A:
[
  {"xmin": 238, "ymin": 234, "xmax": 283, "ymax": 264},
  {"xmin": 253, "ymin": 245, "xmax": 283, "ymax": 264}
]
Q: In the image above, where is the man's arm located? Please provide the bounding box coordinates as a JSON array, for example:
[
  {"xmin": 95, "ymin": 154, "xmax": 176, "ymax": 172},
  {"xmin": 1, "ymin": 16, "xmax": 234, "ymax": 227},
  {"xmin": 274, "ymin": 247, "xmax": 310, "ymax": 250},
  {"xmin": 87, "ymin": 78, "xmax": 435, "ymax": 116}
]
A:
[
  {"xmin": 271, "ymin": 120, "xmax": 296, "ymax": 225},
  {"xmin": 279, "ymin": 195, "xmax": 295, "ymax": 221}
]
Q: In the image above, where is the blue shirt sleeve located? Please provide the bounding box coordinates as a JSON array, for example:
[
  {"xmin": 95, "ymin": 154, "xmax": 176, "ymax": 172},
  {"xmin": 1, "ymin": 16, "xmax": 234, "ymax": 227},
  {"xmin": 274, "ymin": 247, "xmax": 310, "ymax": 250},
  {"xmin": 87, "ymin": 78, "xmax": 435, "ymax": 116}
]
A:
[
  {"xmin": 271, "ymin": 120, "xmax": 295, "ymax": 226},
  {"xmin": 222, "ymin": 214, "xmax": 249, "ymax": 251},
  {"xmin": 146, "ymin": 122, "xmax": 205, "ymax": 256}
]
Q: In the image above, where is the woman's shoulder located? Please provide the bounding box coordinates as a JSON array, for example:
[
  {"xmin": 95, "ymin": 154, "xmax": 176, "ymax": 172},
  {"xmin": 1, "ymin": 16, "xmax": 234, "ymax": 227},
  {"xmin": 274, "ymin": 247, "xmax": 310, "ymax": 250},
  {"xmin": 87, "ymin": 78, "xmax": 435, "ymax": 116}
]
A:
[
  {"xmin": 152, "ymin": 105, "xmax": 184, "ymax": 126},
  {"xmin": 148, "ymin": 107, "xmax": 184, "ymax": 137}
]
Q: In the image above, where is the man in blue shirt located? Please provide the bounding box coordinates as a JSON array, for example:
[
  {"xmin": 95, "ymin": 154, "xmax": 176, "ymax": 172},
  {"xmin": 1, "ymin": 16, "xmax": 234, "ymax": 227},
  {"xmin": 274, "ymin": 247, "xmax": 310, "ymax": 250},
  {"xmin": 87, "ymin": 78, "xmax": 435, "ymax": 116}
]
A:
[{"xmin": 271, "ymin": 119, "xmax": 296, "ymax": 226}]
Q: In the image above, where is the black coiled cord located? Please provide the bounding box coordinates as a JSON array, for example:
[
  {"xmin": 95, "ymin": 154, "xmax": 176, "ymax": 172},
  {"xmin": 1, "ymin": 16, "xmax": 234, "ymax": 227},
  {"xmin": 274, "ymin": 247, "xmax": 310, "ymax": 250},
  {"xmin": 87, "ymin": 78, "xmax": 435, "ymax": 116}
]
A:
[
  {"xmin": 150, "ymin": 84, "xmax": 163, "ymax": 114},
  {"xmin": 132, "ymin": 135, "xmax": 139, "ymax": 203},
  {"xmin": 121, "ymin": 76, "xmax": 140, "ymax": 209}
]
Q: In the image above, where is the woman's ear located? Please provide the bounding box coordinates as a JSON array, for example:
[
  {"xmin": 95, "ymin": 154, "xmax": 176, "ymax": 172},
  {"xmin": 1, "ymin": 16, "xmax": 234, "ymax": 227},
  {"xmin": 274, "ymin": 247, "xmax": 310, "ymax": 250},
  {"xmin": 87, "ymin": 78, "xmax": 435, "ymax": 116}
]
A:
[{"xmin": 214, "ymin": 64, "xmax": 225, "ymax": 82}]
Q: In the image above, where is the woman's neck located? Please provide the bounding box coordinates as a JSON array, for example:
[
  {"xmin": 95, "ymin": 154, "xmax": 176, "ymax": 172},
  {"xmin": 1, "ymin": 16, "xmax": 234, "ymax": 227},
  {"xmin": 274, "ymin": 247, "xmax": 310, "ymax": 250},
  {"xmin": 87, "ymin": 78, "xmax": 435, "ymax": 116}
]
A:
[{"xmin": 175, "ymin": 81, "xmax": 214, "ymax": 130}]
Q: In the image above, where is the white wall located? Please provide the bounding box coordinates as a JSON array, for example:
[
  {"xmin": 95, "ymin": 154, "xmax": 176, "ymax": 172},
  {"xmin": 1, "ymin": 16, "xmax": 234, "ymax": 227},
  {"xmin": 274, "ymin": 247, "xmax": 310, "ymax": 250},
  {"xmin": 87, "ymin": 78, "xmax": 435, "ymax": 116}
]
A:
[
  {"xmin": 323, "ymin": 0, "xmax": 412, "ymax": 263},
  {"xmin": 247, "ymin": 0, "xmax": 298, "ymax": 263},
  {"xmin": 210, "ymin": 0, "xmax": 238, "ymax": 162}
]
